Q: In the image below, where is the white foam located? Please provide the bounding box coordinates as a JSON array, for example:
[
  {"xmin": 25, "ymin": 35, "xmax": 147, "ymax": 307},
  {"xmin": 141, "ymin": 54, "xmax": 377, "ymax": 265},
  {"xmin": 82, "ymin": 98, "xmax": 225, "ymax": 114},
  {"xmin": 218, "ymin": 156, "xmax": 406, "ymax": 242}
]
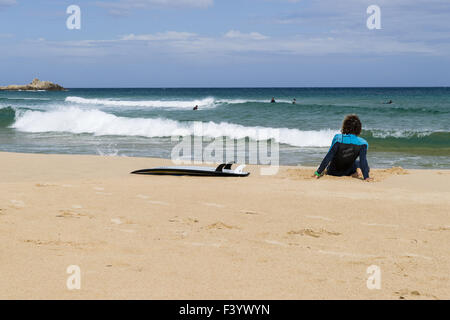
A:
[
  {"xmin": 217, "ymin": 98, "xmax": 269, "ymax": 104},
  {"xmin": 6, "ymin": 97, "xmax": 51, "ymax": 101},
  {"xmin": 11, "ymin": 107, "xmax": 337, "ymax": 147},
  {"xmin": 65, "ymin": 96, "xmax": 297, "ymax": 108},
  {"xmin": 216, "ymin": 98, "xmax": 295, "ymax": 104},
  {"xmin": 367, "ymin": 128, "xmax": 437, "ymax": 138},
  {"xmin": 65, "ymin": 96, "xmax": 216, "ymax": 109}
]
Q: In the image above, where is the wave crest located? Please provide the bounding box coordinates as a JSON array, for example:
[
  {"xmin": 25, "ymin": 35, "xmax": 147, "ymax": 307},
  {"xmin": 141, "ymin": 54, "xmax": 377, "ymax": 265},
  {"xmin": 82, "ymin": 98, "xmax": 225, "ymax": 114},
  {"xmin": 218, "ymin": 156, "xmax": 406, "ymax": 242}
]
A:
[
  {"xmin": 11, "ymin": 107, "xmax": 337, "ymax": 147},
  {"xmin": 65, "ymin": 96, "xmax": 216, "ymax": 109}
]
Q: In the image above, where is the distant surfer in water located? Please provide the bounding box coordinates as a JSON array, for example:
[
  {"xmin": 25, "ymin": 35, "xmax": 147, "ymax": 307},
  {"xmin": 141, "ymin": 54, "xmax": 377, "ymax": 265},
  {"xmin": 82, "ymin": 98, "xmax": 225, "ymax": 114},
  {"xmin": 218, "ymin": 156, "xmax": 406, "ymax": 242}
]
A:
[
  {"xmin": 383, "ymin": 100, "xmax": 393, "ymax": 104},
  {"xmin": 314, "ymin": 114, "xmax": 372, "ymax": 182},
  {"xmin": 193, "ymin": 105, "xmax": 198, "ymax": 110},
  {"xmin": 271, "ymin": 97, "xmax": 276, "ymax": 103},
  {"xmin": 292, "ymin": 98, "xmax": 297, "ymax": 104}
]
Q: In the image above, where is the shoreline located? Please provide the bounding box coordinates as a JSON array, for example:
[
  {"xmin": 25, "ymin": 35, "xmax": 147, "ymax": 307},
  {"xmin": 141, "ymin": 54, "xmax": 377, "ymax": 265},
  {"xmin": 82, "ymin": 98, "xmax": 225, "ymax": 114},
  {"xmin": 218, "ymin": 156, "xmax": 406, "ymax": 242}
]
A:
[
  {"xmin": 0, "ymin": 150, "xmax": 448, "ymax": 170},
  {"xmin": 0, "ymin": 151, "xmax": 449, "ymax": 299}
]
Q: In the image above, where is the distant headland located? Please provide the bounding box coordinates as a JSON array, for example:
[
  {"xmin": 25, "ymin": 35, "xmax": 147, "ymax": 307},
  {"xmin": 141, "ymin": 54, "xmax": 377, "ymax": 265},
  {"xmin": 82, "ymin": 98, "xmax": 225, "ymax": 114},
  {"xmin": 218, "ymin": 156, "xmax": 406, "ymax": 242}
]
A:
[{"xmin": 0, "ymin": 78, "xmax": 66, "ymax": 91}]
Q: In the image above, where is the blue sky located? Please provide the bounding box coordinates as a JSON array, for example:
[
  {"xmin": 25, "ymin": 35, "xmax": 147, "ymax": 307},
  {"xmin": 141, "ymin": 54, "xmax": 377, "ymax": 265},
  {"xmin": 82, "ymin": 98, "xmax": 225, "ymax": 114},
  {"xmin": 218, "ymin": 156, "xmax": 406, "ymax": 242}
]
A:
[{"xmin": 1, "ymin": 0, "xmax": 450, "ymax": 87}]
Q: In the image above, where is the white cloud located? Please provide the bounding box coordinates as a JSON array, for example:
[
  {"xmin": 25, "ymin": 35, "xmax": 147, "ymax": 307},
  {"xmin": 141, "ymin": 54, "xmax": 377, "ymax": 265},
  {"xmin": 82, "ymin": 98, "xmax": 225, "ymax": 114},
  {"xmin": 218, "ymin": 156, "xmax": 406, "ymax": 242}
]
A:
[
  {"xmin": 14, "ymin": 30, "xmax": 438, "ymax": 63},
  {"xmin": 121, "ymin": 31, "xmax": 198, "ymax": 41},
  {"xmin": 96, "ymin": 0, "xmax": 213, "ymax": 14},
  {"xmin": 224, "ymin": 30, "xmax": 269, "ymax": 41}
]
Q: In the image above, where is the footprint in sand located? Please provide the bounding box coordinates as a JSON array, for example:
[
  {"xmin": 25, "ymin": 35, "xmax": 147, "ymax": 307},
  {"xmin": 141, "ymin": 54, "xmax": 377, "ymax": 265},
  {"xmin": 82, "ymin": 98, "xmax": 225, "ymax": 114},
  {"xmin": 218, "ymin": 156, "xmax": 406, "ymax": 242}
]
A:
[
  {"xmin": 372, "ymin": 167, "xmax": 409, "ymax": 182},
  {"xmin": 403, "ymin": 253, "xmax": 432, "ymax": 261},
  {"xmin": 206, "ymin": 222, "xmax": 240, "ymax": 230},
  {"xmin": 56, "ymin": 210, "xmax": 92, "ymax": 219},
  {"xmin": 287, "ymin": 228, "xmax": 341, "ymax": 238},
  {"xmin": 240, "ymin": 210, "xmax": 259, "ymax": 215},
  {"xmin": 381, "ymin": 167, "xmax": 409, "ymax": 175},
  {"xmin": 424, "ymin": 226, "xmax": 450, "ymax": 232},
  {"xmin": 394, "ymin": 289, "xmax": 423, "ymax": 300},
  {"xmin": 10, "ymin": 200, "xmax": 25, "ymax": 208},
  {"xmin": 23, "ymin": 239, "xmax": 91, "ymax": 249},
  {"xmin": 35, "ymin": 183, "xmax": 57, "ymax": 187},
  {"xmin": 388, "ymin": 238, "xmax": 420, "ymax": 245},
  {"xmin": 169, "ymin": 216, "xmax": 199, "ymax": 224}
]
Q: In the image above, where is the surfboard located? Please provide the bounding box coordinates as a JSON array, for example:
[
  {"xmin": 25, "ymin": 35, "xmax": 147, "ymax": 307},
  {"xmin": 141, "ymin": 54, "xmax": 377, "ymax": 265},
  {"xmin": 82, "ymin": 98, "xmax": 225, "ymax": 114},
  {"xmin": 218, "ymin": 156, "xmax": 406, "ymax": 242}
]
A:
[{"xmin": 131, "ymin": 163, "xmax": 250, "ymax": 177}]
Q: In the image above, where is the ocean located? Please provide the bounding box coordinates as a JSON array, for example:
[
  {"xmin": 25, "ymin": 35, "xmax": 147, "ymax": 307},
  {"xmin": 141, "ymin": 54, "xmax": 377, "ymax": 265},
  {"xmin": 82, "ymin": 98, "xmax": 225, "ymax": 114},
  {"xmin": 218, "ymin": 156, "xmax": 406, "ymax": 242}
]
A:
[{"xmin": 0, "ymin": 87, "xmax": 449, "ymax": 169}]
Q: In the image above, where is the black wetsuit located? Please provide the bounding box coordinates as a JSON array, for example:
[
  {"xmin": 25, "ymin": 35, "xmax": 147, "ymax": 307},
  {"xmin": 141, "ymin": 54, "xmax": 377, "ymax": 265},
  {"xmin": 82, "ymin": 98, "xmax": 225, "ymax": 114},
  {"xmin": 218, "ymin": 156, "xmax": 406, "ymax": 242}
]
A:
[{"xmin": 317, "ymin": 134, "xmax": 370, "ymax": 179}]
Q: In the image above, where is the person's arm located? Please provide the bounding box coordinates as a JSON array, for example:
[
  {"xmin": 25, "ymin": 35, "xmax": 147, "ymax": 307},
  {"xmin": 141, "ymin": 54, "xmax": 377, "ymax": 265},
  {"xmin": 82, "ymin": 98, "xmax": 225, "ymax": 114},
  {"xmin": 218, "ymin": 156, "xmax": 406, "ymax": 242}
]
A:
[
  {"xmin": 359, "ymin": 144, "xmax": 370, "ymax": 180},
  {"xmin": 316, "ymin": 142, "xmax": 339, "ymax": 176}
]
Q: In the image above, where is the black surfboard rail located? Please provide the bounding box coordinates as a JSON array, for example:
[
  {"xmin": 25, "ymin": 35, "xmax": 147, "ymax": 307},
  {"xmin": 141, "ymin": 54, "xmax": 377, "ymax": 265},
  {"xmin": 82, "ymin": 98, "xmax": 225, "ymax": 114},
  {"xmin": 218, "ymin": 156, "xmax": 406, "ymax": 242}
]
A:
[{"xmin": 131, "ymin": 163, "xmax": 250, "ymax": 177}]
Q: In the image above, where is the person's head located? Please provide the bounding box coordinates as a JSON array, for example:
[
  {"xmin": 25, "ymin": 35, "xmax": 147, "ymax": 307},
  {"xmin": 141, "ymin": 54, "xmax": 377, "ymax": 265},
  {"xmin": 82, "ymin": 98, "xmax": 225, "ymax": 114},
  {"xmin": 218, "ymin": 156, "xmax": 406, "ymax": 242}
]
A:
[{"xmin": 341, "ymin": 114, "xmax": 362, "ymax": 136}]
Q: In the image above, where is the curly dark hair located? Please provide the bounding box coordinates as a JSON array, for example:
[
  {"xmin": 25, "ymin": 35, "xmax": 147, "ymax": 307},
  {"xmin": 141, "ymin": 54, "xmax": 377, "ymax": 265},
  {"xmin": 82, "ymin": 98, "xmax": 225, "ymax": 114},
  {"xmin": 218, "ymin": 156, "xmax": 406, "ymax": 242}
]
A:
[{"xmin": 341, "ymin": 114, "xmax": 362, "ymax": 135}]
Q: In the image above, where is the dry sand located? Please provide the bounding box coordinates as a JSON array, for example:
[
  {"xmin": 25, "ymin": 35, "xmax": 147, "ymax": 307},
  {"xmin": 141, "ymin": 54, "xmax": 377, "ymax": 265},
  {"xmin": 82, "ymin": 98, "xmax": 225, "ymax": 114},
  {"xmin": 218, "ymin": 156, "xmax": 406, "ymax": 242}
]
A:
[{"xmin": 0, "ymin": 152, "xmax": 449, "ymax": 300}]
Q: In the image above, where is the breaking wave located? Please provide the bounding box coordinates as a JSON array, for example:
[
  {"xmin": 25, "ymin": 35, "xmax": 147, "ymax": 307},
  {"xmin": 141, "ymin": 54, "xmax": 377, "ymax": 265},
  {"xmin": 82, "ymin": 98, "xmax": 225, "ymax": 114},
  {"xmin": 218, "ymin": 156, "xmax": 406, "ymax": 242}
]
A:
[
  {"xmin": 65, "ymin": 96, "xmax": 216, "ymax": 109},
  {"xmin": 7, "ymin": 107, "xmax": 450, "ymax": 149},
  {"xmin": 11, "ymin": 107, "xmax": 337, "ymax": 147}
]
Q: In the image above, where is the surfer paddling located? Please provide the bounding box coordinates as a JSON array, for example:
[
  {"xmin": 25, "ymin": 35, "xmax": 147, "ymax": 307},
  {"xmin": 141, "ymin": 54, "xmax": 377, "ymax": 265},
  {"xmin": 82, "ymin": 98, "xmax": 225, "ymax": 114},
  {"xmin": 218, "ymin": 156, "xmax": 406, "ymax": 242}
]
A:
[{"xmin": 314, "ymin": 114, "xmax": 372, "ymax": 182}]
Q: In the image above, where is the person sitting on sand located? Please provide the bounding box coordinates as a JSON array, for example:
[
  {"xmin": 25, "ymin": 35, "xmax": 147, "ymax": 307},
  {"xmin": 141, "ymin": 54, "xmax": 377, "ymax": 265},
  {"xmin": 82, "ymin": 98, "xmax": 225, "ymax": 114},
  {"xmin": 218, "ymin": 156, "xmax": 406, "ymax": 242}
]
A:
[
  {"xmin": 271, "ymin": 97, "xmax": 276, "ymax": 103},
  {"xmin": 314, "ymin": 114, "xmax": 372, "ymax": 181}
]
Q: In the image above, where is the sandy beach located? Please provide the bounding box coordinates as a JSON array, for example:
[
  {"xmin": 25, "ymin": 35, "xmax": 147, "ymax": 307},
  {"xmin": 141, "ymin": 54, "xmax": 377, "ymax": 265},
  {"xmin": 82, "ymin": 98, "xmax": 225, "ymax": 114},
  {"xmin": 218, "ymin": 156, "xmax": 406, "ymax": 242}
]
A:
[{"xmin": 0, "ymin": 151, "xmax": 449, "ymax": 300}]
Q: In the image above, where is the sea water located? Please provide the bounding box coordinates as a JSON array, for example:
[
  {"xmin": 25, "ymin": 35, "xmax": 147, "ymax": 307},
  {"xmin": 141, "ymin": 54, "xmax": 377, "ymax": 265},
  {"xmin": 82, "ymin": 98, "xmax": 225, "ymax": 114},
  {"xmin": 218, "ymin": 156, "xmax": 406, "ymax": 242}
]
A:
[{"xmin": 0, "ymin": 87, "xmax": 449, "ymax": 168}]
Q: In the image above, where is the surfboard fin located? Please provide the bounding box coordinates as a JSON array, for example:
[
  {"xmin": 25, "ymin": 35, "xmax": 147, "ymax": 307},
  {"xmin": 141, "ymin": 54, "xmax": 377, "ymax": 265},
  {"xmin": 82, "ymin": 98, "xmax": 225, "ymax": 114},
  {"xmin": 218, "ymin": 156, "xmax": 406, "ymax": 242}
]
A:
[
  {"xmin": 234, "ymin": 165, "xmax": 246, "ymax": 174},
  {"xmin": 224, "ymin": 162, "xmax": 235, "ymax": 170},
  {"xmin": 215, "ymin": 162, "xmax": 235, "ymax": 172}
]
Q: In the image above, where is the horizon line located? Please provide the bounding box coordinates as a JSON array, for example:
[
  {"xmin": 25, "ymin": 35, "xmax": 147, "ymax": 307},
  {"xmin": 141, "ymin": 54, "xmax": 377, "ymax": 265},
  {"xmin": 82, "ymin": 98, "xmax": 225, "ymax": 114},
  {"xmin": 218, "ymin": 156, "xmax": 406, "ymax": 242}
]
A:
[{"xmin": 61, "ymin": 86, "xmax": 450, "ymax": 89}]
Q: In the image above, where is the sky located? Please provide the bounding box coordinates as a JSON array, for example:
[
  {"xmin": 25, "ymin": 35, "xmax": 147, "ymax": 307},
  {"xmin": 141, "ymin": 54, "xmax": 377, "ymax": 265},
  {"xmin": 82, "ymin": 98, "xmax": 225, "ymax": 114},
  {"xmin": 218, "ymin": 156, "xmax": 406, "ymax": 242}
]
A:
[{"xmin": 0, "ymin": 0, "xmax": 450, "ymax": 87}]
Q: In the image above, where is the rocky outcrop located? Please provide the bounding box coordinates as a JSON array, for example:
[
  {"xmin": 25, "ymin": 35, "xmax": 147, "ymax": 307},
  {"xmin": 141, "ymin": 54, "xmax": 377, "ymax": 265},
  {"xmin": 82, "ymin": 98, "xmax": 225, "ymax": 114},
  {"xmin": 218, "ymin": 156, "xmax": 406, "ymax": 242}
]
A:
[{"xmin": 0, "ymin": 78, "xmax": 66, "ymax": 91}]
